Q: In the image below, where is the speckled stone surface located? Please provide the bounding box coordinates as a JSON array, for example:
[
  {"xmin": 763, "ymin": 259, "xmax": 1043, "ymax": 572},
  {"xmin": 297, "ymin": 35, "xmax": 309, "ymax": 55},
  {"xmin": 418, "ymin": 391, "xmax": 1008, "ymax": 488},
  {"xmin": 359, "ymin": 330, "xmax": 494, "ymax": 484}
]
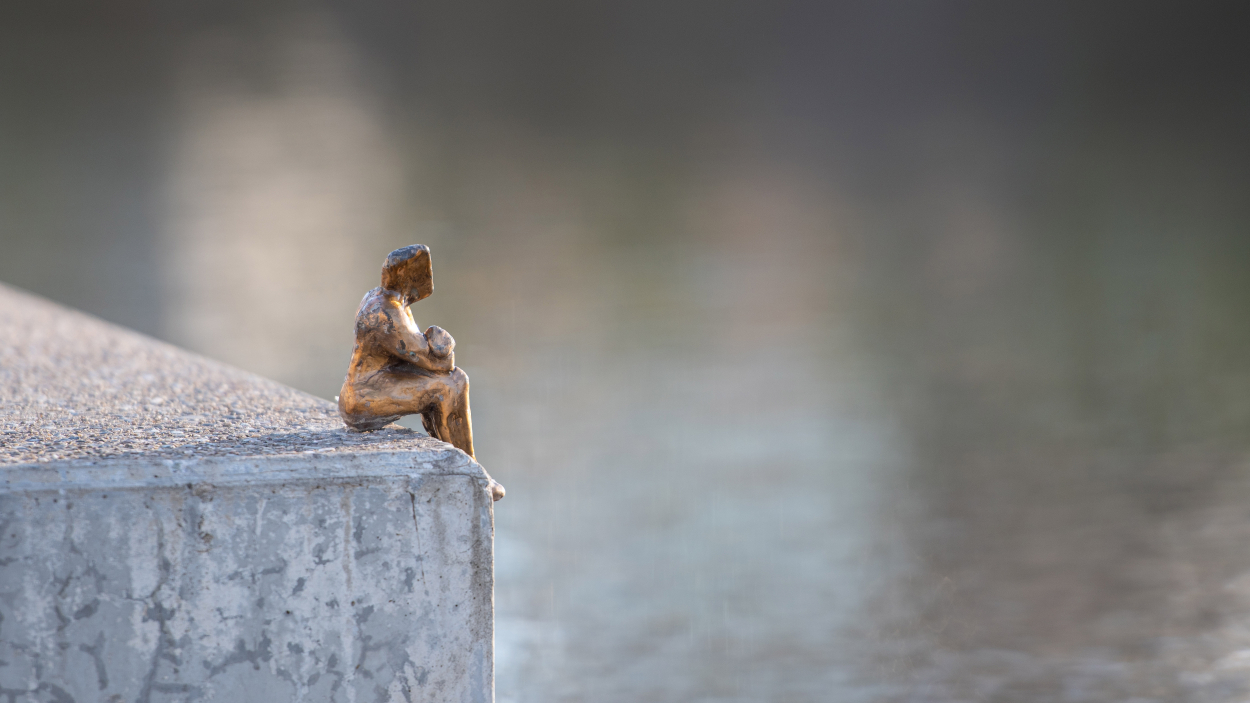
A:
[{"xmin": 0, "ymin": 282, "xmax": 460, "ymax": 466}]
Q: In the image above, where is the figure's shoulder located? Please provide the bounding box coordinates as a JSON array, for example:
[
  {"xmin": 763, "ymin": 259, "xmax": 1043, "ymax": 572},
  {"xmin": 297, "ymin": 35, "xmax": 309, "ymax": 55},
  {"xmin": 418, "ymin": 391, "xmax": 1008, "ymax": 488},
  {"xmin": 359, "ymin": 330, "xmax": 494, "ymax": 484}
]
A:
[
  {"xmin": 354, "ymin": 287, "xmax": 404, "ymax": 333},
  {"xmin": 356, "ymin": 287, "xmax": 403, "ymax": 314}
]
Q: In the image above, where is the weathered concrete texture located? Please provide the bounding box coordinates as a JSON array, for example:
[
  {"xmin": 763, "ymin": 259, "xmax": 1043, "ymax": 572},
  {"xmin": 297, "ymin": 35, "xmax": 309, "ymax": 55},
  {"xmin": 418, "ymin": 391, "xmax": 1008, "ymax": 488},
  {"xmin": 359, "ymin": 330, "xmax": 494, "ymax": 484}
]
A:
[
  {"xmin": 0, "ymin": 284, "xmax": 498, "ymax": 702},
  {"xmin": 0, "ymin": 282, "xmax": 461, "ymax": 465},
  {"xmin": 0, "ymin": 468, "xmax": 494, "ymax": 702}
]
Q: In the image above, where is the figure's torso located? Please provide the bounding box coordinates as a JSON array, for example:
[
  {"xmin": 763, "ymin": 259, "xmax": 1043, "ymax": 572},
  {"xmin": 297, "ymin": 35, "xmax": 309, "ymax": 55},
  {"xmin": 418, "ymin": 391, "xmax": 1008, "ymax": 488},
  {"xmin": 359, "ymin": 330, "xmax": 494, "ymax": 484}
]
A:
[{"xmin": 344, "ymin": 288, "xmax": 417, "ymax": 384}]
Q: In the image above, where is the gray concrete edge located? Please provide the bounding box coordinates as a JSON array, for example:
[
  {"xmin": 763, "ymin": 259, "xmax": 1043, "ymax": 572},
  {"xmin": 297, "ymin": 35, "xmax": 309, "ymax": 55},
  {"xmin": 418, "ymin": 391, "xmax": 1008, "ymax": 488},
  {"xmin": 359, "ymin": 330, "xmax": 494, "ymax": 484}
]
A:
[{"xmin": 0, "ymin": 448, "xmax": 493, "ymax": 495}]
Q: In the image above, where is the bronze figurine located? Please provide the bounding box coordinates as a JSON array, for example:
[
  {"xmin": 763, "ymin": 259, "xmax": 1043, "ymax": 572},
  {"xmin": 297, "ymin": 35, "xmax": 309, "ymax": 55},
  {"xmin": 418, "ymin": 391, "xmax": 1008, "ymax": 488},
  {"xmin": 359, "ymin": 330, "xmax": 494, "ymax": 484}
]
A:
[{"xmin": 340, "ymin": 246, "xmax": 500, "ymax": 498}]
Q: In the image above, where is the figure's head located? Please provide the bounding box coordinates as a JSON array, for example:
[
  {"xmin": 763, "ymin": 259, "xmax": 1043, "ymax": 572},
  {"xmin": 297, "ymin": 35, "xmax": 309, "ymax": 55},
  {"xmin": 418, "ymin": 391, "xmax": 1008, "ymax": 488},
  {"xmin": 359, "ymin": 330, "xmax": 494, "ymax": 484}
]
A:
[{"xmin": 381, "ymin": 245, "xmax": 434, "ymax": 303}]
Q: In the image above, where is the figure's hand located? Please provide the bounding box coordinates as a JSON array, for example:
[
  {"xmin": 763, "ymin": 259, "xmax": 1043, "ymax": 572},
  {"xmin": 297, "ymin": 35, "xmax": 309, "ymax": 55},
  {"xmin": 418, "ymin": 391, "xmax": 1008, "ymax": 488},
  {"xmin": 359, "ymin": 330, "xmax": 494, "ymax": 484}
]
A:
[{"xmin": 425, "ymin": 325, "xmax": 455, "ymax": 358}]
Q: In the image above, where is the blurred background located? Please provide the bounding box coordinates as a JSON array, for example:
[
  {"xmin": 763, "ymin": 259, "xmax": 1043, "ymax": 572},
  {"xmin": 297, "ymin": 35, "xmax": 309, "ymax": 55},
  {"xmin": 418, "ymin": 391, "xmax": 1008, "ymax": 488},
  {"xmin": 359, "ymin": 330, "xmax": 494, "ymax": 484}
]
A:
[{"xmin": 3, "ymin": 1, "xmax": 1250, "ymax": 700}]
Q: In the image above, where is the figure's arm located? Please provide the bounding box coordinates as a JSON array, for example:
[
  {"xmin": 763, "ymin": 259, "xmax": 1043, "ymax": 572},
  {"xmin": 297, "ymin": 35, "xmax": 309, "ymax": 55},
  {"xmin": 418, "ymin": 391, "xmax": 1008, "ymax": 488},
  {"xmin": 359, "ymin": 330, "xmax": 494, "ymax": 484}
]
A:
[{"xmin": 378, "ymin": 300, "xmax": 455, "ymax": 372}]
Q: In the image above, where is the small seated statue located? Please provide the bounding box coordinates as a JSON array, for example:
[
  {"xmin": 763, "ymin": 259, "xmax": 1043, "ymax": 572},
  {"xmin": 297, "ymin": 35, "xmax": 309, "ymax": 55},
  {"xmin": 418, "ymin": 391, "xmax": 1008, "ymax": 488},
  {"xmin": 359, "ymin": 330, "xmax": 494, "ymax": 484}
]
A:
[{"xmin": 339, "ymin": 245, "xmax": 477, "ymax": 456}]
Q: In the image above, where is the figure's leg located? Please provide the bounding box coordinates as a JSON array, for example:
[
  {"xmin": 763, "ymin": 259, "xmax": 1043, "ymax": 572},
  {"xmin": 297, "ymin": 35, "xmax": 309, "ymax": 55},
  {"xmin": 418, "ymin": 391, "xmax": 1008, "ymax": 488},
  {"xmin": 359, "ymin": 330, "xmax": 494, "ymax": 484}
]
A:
[
  {"xmin": 421, "ymin": 367, "xmax": 475, "ymax": 458},
  {"xmin": 345, "ymin": 367, "xmax": 475, "ymax": 456}
]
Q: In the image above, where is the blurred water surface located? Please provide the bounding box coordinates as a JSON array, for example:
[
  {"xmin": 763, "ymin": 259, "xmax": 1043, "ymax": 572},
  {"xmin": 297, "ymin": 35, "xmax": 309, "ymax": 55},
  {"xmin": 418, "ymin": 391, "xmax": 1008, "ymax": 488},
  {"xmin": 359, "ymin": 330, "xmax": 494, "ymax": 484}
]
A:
[{"xmin": 4, "ymin": 3, "xmax": 1250, "ymax": 700}]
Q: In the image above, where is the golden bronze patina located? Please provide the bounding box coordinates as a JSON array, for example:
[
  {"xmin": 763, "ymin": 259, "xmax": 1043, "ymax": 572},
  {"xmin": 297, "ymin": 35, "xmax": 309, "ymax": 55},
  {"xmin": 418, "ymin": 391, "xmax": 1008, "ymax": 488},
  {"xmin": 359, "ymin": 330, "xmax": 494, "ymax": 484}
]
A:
[{"xmin": 340, "ymin": 246, "xmax": 501, "ymax": 499}]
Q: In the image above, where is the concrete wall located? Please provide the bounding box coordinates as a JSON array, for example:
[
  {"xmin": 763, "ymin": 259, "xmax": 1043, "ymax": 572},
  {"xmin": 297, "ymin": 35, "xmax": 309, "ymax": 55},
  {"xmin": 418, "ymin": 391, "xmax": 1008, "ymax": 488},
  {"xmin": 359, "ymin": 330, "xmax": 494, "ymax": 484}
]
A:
[{"xmin": 1, "ymin": 464, "xmax": 494, "ymax": 703}]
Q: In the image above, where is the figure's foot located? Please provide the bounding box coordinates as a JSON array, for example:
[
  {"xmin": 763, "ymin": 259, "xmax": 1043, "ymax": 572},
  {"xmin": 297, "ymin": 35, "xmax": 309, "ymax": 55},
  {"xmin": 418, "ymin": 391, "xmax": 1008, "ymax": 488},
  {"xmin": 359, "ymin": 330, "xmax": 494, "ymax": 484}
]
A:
[{"xmin": 487, "ymin": 479, "xmax": 506, "ymax": 502}]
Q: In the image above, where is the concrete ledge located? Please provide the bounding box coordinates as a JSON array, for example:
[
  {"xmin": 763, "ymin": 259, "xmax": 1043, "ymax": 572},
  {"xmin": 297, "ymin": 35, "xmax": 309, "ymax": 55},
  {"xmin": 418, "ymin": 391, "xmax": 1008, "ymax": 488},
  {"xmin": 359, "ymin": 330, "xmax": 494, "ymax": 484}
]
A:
[
  {"xmin": 1, "ymin": 449, "xmax": 489, "ymax": 494},
  {"xmin": 0, "ymin": 283, "xmax": 497, "ymax": 702}
]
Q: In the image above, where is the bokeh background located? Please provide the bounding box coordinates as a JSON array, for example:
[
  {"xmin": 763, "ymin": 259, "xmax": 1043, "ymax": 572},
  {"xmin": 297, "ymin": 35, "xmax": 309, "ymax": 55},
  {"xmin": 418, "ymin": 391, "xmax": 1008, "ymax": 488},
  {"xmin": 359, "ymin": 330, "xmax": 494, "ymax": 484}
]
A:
[{"xmin": 4, "ymin": 2, "xmax": 1250, "ymax": 700}]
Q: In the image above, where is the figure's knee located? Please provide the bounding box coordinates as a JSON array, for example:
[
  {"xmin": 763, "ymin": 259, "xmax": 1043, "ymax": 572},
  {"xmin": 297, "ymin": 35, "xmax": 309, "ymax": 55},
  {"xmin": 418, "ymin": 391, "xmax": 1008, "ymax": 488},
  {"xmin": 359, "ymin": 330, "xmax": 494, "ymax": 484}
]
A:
[
  {"xmin": 449, "ymin": 367, "xmax": 469, "ymax": 393},
  {"xmin": 430, "ymin": 368, "xmax": 468, "ymax": 410},
  {"xmin": 427, "ymin": 367, "xmax": 470, "ymax": 410}
]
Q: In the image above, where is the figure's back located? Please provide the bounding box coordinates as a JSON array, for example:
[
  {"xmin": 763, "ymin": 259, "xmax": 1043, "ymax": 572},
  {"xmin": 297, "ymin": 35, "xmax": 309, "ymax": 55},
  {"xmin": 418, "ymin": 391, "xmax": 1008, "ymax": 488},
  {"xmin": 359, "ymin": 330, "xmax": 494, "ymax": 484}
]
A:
[{"xmin": 346, "ymin": 287, "xmax": 398, "ymax": 380}]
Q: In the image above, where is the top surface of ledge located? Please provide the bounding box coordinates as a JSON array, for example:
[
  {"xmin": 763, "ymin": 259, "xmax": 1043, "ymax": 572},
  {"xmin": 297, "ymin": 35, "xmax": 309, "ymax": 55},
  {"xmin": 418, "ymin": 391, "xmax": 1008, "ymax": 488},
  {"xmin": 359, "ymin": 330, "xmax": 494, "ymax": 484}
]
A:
[{"xmin": 0, "ymin": 283, "xmax": 457, "ymax": 468}]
